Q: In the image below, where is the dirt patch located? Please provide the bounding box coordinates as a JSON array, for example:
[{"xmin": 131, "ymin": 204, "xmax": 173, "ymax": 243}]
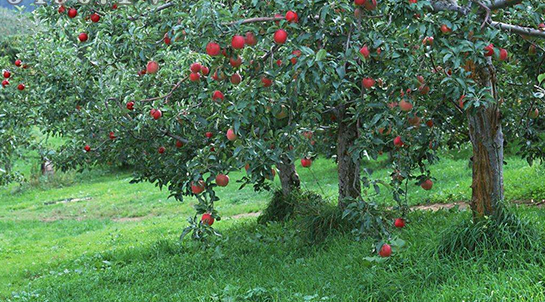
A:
[
  {"xmin": 112, "ymin": 216, "xmax": 150, "ymax": 222},
  {"xmin": 230, "ymin": 212, "xmax": 262, "ymax": 219},
  {"xmin": 411, "ymin": 202, "xmax": 469, "ymax": 212},
  {"xmin": 512, "ymin": 199, "xmax": 545, "ymax": 208},
  {"xmin": 44, "ymin": 197, "xmax": 92, "ymax": 206}
]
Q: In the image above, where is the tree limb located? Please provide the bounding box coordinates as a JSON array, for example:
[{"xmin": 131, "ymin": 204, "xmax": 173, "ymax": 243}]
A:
[
  {"xmin": 485, "ymin": 0, "xmax": 522, "ymax": 10},
  {"xmin": 489, "ymin": 21, "xmax": 545, "ymax": 39},
  {"xmin": 225, "ymin": 16, "xmax": 284, "ymax": 26},
  {"xmin": 128, "ymin": 2, "xmax": 175, "ymax": 21}
]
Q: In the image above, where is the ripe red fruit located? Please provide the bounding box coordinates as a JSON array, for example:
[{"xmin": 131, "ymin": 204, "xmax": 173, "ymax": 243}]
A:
[
  {"xmin": 245, "ymin": 32, "xmax": 257, "ymax": 46},
  {"xmin": 409, "ymin": 0, "xmax": 417, "ymax": 4},
  {"xmin": 68, "ymin": 8, "xmax": 77, "ymax": 18},
  {"xmin": 393, "ymin": 136, "xmax": 404, "ymax": 147},
  {"xmin": 175, "ymin": 140, "xmax": 184, "ymax": 148},
  {"xmin": 216, "ymin": 174, "xmax": 230, "ymax": 187},
  {"xmin": 112, "ymin": 3, "xmax": 118, "ymax": 9},
  {"xmin": 426, "ymin": 120, "xmax": 434, "ymax": 128},
  {"xmin": 212, "ymin": 90, "xmax": 225, "ymax": 102},
  {"xmin": 231, "ymin": 73, "xmax": 242, "ymax": 85},
  {"xmin": 84, "ymin": 145, "xmax": 91, "ymax": 152},
  {"xmin": 359, "ymin": 45, "xmax": 370, "ymax": 59},
  {"xmin": 201, "ymin": 213, "xmax": 214, "ymax": 225},
  {"xmin": 539, "ymin": 23, "xmax": 545, "ymax": 31},
  {"xmin": 261, "ymin": 77, "xmax": 273, "ymax": 87},
  {"xmin": 394, "ymin": 218, "xmax": 405, "ymax": 228},
  {"xmin": 205, "ymin": 132, "xmax": 213, "ymax": 139},
  {"xmin": 3, "ymin": 70, "xmax": 10, "ymax": 79},
  {"xmin": 529, "ymin": 44, "xmax": 537, "ymax": 56},
  {"xmin": 291, "ymin": 50, "xmax": 302, "ymax": 65},
  {"xmin": 231, "ymin": 35, "xmax": 245, "ymax": 49},
  {"xmin": 163, "ymin": 35, "xmax": 171, "ymax": 45},
  {"xmin": 190, "ymin": 63, "xmax": 202, "ymax": 73},
  {"xmin": 206, "ymin": 42, "xmax": 221, "ymax": 56},
  {"xmin": 419, "ymin": 85, "xmax": 430, "ymax": 95},
  {"xmin": 146, "ymin": 61, "xmax": 159, "ymax": 74},
  {"xmin": 422, "ymin": 36, "xmax": 434, "ymax": 46},
  {"xmin": 15, "ymin": 60, "xmax": 22, "ymax": 67},
  {"xmin": 285, "ymin": 10, "xmax": 298, "ymax": 23},
  {"xmin": 421, "ymin": 179, "xmax": 433, "ymax": 190},
  {"xmin": 90, "ymin": 13, "xmax": 100, "ymax": 23},
  {"xmin": 226, "ymin": 129, "xmax": 237, "ymax": 141},
  {"xmin": 379, "ymin": 244, "xmax": 392, "ymax": 257},
  {"xmin": 189, "ymin": 72, "xmax": 201, "ymax": 82},
  {"xmin": 301, "ymin": 158, "xmax": 312, "ymax": 168},
  {"xmin": 230, "ymin": 56, "xmax": 242, "ymax": 68},
  {"xmin": 276, "ymin": 59, "xmax": 282, "ymax": 67},
  {"xmin": 399, "ymin": 99, "xmax": 413, "ymax": 111},
  {"xmin": 158, "ymin": 146, "xmax": 165, "ymax": 154},
  {"xmin": 484, "ymin": 43, "xmax": 494, "ymax": 56},
  {"xmin": 1, "ymin": 80, "xmax": 9, "ymax": 88},
  {"xmin": 362, "ymin": 78, "xmax": 375, "ymax": 89},
  {"xmin": 440, "ymin": 24, "xmax": 452, "ymax": 34},
  {"xmin": 78, "ymin": 33, "xmax": 88, "ymax": 42},
  {"xmin": 274, "ymin": 29, "xmax": 288, "ymax": 44},
  {"xmin": 529, "ymin": 108, "xmax": 539, "ymax": 119},
  {"xmin": 499, "ymin": 48, "xmax": 508, "ymax": 61},
  {"xmin": 200, "ymin": 66, "xmax": 209, "ymax": 76},
  {"xmin": 354, "ymin": 0, "xmax": 366, "ymax": 5},
  {"xmin": 191, "ymin": 181, "xmax": 205, "ymax": 195},
  {"xmin": 126, "ymin": 101, "xmax": 134, "ymax": 110},
  {"xmin": 417, "ymin": 75, "xmax": 425, "ymax": 84},
  {"xmin": 458, "ymin": 95, "xmax": 466, "ymax": 109},
  {"xmin": 58, "ymin": 5, "xmax": 65, "ymax": 13},
  {"xmin": 150, "ymin": 109, "xmax": 162, "ymax": 120},
  {"xmin": 363, "ymin": 0, "xmax": 377, "ymax": 10},
  {"xmin": 17, "ymin": 84, "xmax": 25, "ymax": 91}
]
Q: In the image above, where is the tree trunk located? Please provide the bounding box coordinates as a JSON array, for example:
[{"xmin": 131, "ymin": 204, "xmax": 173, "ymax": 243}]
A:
[
  {"xmin": 337, "ymin": 106, "xmax": 361, "ymax": 209},
  {"xmin": 468, "ymin": 59, "xmax": 504, "ymax": 219},
  {"xmin": 276, "ymin": 155, "xmax": 301, "ymax": 196}
]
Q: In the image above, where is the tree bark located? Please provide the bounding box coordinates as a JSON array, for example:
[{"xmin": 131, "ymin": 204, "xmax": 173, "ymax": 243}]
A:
[
  {"xmin": 337, "ymin": 106, "xmax": 361, "ymax": 209},
  {"xmin": 467, "ymin": 59, "xmax": 504, "ymax": 219},
  {"xmin": 276, "ymin": 155, "xmax": 301, "ymax": 196}
]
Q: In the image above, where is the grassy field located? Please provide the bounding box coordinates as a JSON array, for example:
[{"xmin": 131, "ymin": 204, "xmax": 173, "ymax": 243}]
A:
[{"xmin": 1, "ymin": 148, "xmax": 545, "ymax": 301}]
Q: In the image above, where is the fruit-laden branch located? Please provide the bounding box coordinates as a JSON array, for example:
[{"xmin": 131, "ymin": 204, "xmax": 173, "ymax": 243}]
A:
[
  {"xmin": 164, "ymin": 131, "xmax": 189, "ymax": 144},
  {"xmin": 489, "ymin": 21, "xmax": 545, "ymax": 39},
  {"xmin": 225, "ymin": 16, "xmax": 284, "ymax": 26},
  {"xmin": 485, "ymin": 0, "xmax": 522, "ymax": 10},
  {"xmin": 430, "ymin": 1, "xmax": 470, "ymax": 15},
  {"xmin": 128, "ymin": 2, "xmax": 175, "ymax": 21}
]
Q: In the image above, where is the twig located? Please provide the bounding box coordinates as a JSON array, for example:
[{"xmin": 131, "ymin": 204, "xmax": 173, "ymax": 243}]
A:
[
  {"xmin": 224, "ymin": 16, "xmax": 284, "ymax": 26},
  {"xmin": 140, "ymin": 77, "xmax": 187, "ymax": 103}
]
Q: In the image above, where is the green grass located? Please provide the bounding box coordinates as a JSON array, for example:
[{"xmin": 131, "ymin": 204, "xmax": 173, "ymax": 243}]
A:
[{"xmin": 1, "ymin": 148, "xmax": 545, "ymax": 301}]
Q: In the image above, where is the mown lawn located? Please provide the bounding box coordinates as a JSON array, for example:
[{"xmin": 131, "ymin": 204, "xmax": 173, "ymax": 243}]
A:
[{"xmin": 1, "ymin": 148, "xmax": 545, "ymax": 301}]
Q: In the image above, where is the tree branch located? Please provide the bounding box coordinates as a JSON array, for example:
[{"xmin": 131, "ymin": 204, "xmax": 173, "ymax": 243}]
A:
[
  {"xmin": 225, "ymin": 16, "xmax": 284, "ymax": 26},
  {"xmin": 430, "ymin": 1, "xmax": 470, "ymax": 15},
  {"xmin": 485, "ymin": 0, "xmax": 522, "ymax": 10},
  {"xmin": 128, "ymin": 2, "xmax": 175, "ymax": 21},
  {"xmin": 489, "ymin": 21, "xmax": 545, "ymax": 39}
]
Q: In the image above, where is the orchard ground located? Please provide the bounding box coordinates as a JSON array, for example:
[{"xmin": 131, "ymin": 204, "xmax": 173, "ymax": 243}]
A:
[{"xmin": 2, "ymin": 147, "xmax": 545, "ymax": 301}]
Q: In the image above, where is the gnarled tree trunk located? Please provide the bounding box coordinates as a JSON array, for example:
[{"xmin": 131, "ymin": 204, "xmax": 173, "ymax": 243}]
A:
[
  {"xmin": 276, "ymin": 155, "xmax": 301, "ymax": 196},
  {"xmin": 468, "ymin": 59, "xmax": 504, "ymax": 219},
  {"xmin": 337, "ymin": 106, "xmax": 361, "ymax": 209}
]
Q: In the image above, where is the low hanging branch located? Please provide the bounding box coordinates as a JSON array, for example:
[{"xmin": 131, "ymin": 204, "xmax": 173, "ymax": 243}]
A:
[
  {"xmin": 485, "ymin": 0, "xmax": 523, "ymax": 10},
  {"xmin": 489, "ymin": 21, "xmax": 545, "ymax": 39}
]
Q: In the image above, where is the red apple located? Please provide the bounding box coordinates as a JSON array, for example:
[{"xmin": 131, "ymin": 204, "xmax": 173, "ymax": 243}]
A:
[
  {"xmin": 206, "ymin": 42, "xmax": 221, "ymax": 56},
  {"xmin": 146, "ymin": 61, "xmax": 159, "ymax": 74},
  {"xmin": 359, "ymin": 45, "xmax": 370, "ymax": 59},
  {"xmin": 190, "ymin": 63, "xmax": 202, "ymax": 73},
  {"xmin": 421, "ymin": 179, "xmax": 433, "ymax": 190},
  {"xmin": 176, "ymin": 140, "xmax": 184, "ymax": 148},
  {"xmin": 90, "ymin": 13, "xmax": 100, "ymax": 23},
  {"xmin": 216, "ymin": 174, "xmax": 230, "ymax": 187},
  {"xmin": 354, "ymin": 0, "xmax": 366, "ymax": 5},
  {"xmin": 362, "ymin": 78, "xmax": 375, "ymax": 89},
  {"xmin": 379, "ymin": 244, "xmax": 392, "ymax": 257},
  {"xmin": 68, "ymin": 8, "xmax": 77, "ymax": 18},
  {"xmin": 212, "ymin": 90, "xmax": 225, "ymax": 102},
  {"xmin": 191, "ymin": 181, "xmax": 205, "ymax": 194},
  {"xmin": 274, "ymin": 29, "xmax": 288, "ymax": 44},
  {"xmin": 301, "ymin": 158, "xmax": 312, "ymax": 168},
  {"xmin": 261, "ymin": 77, "xmax": 273, "ymax": 87},
  {"xmin": 201, "ymin": 213, "xmax": 214, "ymax": 225},
  {"xmin": 499, "ymin": 48, "xmax": 508, "ymax": 61},
  {"xmin": 109, "ymin": 132, "xmax": 116, "ymax": 140},
  {"xmin": 230, "ymin": 56, "xmax": 242, "ymax": 68},
  {"xmin": 112, "ymin": 3, "xmax": 118, "ymax": 9},
  {"xmin": 529, "ymin": 108, "xmax": 539, "ymax": 119},
  {"xmin": 189, "ymin": 72, "xmax": 201, "ymax": 82},
  {"xmin": 3, "ymin": 70, "xmax": 10, "ymax": 78},
  {"xmin": 394, "ymin": 218, "xmax": 405, "ymax": 228},
  {"xmin": 276, "ymin": 59, "xmax": 282, "ymax": 67},
  {"xmin": 205, "ymin": 132, "xmax": 213, "ymax": 139},
  {"xmin": 84, "ymin": 145, "xmax": 91, "ymax": 152},
  {"xmin": 422, "ymin": 36, "xmax": 434, "ymax": 46},
  {"xmin": 58, "ymin": 5, "xmax": 65, "ymax": 13},
  {"xmin": 399, "ymin": 99, "xmax": 413, "ymax": 111},
  {"xmin": 426, "ymin": 120, "xmax": 434, "ymax": 128},
  {"xmin": 393, "ymin": 136, "xmax": 404, "ymax": 147},
  {"xmin": 158, "ymin": 146, "xmax": 165, "ymax": 154},
  {"xmin": 245, "ymin": 32, "xmax": 257, "ymax": 46},
  {"xmin": 15, "ymin": 60, "xmax": 21, "ymax": 67},
  {"xmin": 291, "ymin": 50, "xmax": 302, "ymax": 65},
  {"xmin": 78, "ymin": 33, "xmax": 88, "ymax": 42},
  {"xmin": 231, "ymin": 73, "xmax": 242, "ymax": 85},
  {"xmin": 440, "ymin": 24, "xmax": 452, "ymax": 34},
  {"xmin": 285, "ymin": 10, "xmax": 298, "ymax": 23},
  {"xmin": 274, "ymin": 13, "xmax": 283, "ymax": 25},
  {"xmin": 363, "ymin": 0, "xmax": 377, "ymax": 10},
  {"xmin": 231, "ymin": 35, "xmax": 245, "ymax": 49},
  {"xmin": 150, "ymin": 109, "xmax": 162, "ymax": 120},
  {"xmin": 484, "ymin": 43, "xmax": 494, "ymax": 57},
  {"xmin": 164, "ymin": 35, "xmax": 172, "ymax": 45},
  {"xmin": 418, "ymin": 85, "xmax": 430, "ymax": 95},
  {"xmin": 1, "ymin": 80, "xmax": 9, "ymax": 88},
  {"xmin": 200, "ymin": 66, "xmax": 209, "ymax": 76},
  {"xmin": 126, "ymin": 101, "xmax": 134, "ymax": 110},
  {"xmin": 17, "ymin": 84, "xmax": 25, "ymax": 91},
  {"xmin": 226, "ymin": 129, "xmax": 237, "ymax": 141}
]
